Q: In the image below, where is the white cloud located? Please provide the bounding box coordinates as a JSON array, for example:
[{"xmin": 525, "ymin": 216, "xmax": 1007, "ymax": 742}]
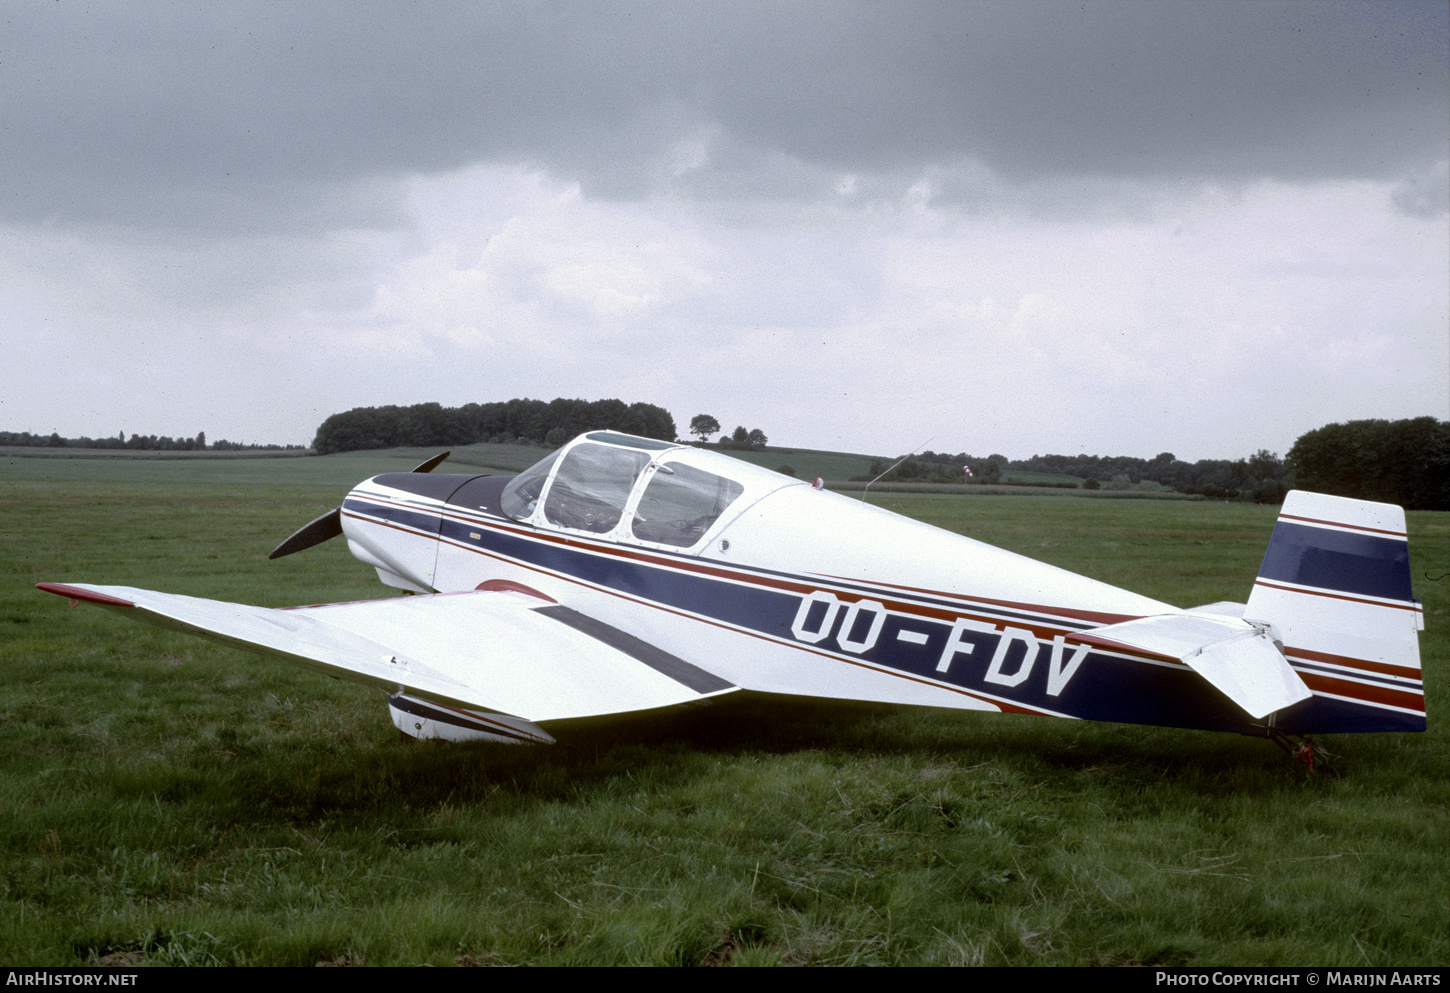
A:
[{"xmin": 3, "ymin": 161, "xmax": 1444, "ymax": 460}]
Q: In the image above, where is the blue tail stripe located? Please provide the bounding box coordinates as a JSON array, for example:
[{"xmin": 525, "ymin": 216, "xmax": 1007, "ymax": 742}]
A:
[{"xmin": 1257, "ymin": 521, "xmax": 1412, "ymax": 602}]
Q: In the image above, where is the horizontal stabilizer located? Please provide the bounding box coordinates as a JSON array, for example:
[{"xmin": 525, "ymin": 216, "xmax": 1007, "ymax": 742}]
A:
[
  {"xmin": 1074, "ymin": 612, "xmax": 1311, "ymax": 720},
  {"xmin": 37, "ymin": 583, "xmax": 737, "ymax": 723}
]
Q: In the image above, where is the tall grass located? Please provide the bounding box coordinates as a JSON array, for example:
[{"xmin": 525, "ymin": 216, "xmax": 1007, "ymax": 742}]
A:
[{"xmin": 1, "ymin": 458, "xmax": 1444, "ymax": 965}]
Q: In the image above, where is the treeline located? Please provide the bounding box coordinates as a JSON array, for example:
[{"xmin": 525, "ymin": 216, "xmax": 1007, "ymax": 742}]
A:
[
  {"xmin": 1003, "ymin": 449, "xmax": 1288, "ymax": 501},
  {"xmin": 890, "ymin": 417, "xmax": 1448, "ymax": 509},
  {"xmin": 0, "ymin": 430, "xmax": 301, "ymax": 451},
  {"xmin": 312, "ymin": 399, "xmax": 676, "ymax": 456},
  {"xmin": 1287, "ymin": 417, "xmax": 1448, "ymax": 511},
  {"xmin": 893, "ymin": 448, "xmax": 1290, "ymax": 501}
]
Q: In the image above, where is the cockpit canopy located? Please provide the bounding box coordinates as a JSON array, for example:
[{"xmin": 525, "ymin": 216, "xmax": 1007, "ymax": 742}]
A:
[{"xmin": 500, "ymin": 431, "xmax": 760, "ymax": 549}]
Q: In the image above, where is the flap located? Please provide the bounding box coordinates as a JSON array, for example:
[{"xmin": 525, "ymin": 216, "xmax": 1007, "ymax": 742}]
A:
[{"xmin": 38, "ymin": 583, "xmax": 736, "ymax": 723}]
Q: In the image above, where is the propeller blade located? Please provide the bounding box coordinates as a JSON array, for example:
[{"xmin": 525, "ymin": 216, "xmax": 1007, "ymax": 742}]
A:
[
  {"xmin": 268, "ymin": 507, "xmax": 343, "ymax": 560},
  {"xmin": 410, "ymin": 451, "xmax": 451, "ymax": 473},
  {"xmin": 268, "ymin": 452, "xmax": 447, "ymax": 560}
]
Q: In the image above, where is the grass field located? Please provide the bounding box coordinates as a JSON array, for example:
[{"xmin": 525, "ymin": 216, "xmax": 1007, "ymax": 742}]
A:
[{"xmin": 1, "ymin": 454, "xmax": 1445, "ymax": 966}]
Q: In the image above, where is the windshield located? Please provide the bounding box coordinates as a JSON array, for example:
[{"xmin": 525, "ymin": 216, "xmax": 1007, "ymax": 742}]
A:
[
  {"xmin": 500, "ymin": 450, "xmax": 561, "ymax": 521},
  {"xmin": 499, "ymin": 432, "xmax": 693, "ymax": 531}
]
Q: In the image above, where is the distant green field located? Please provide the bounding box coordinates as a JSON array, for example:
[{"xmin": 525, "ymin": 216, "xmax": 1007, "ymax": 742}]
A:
[
  {"xmin": 686, "ymin": 444, "xmax": 882, "ymax": 482},
  {"xmin": 2, "ymin": 452, "xmax": 436, "ymax": 489},
  {"xmin": 0, "ymin": 440, "xmax": 881, "ymax": 485},
  {"xmin": 2, "ymin": 457, "xmax": 1445, "ymax": 965},
  {"xmin": 1001, "ymin": 470, "xmax": 1084, "ymax": 485},
  {"xmin": 328, "ymin": 441, "xmax": 557, "ymax": 474},
  {"xmin": 1, "ymin": 442, "xmax": 1106, "ymax": 494},
  {"xmin": 0, "ymin": 446, "xmax": 309, "ymax": 461},
  {"xmin": 834, "ymin": 480, "xmax": 1199, "ymax": 499}
]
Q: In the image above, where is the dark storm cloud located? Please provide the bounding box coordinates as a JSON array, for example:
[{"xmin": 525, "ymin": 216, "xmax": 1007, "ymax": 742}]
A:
[{"xmin": 4, "ymin": 1, "xmax": 1445, "ymax": 230}]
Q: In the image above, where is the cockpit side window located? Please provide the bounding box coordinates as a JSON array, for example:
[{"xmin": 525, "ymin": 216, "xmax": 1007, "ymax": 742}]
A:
[
  {"xmin": 543, "ymin": 443, "xmax": 651, "ymax": 534},
  {"xmin": 631, "ymin": 463, "xmax": 744, "ymax": 548}
]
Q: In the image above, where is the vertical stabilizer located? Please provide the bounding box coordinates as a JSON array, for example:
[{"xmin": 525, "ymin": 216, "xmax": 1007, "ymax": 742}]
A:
[{"xmin": 1244, "ymin": 491, "xmax": 1425, "ymax": 732}]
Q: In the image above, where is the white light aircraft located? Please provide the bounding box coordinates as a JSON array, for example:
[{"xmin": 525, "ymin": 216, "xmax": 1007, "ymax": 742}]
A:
[{"xmin": 38, "ymin": 431, "xmax": 1425, "ymax": 760}]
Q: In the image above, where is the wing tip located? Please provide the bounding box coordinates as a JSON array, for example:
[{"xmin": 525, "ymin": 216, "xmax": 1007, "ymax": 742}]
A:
[{"xmin": 36, "ymin": 583, "xmax": 135, "ymax": 607}]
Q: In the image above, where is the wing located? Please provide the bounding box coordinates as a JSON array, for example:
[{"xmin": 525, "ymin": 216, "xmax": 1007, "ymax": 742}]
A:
[{"xmin": 36, "ymin": 583, "xmax": 737, "ymax": 725}]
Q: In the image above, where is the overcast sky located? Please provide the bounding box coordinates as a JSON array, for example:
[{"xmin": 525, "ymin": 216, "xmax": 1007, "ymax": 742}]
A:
[{"xmin": 4, "ymin": 1, "xmax": 1446, "ymax": 460}]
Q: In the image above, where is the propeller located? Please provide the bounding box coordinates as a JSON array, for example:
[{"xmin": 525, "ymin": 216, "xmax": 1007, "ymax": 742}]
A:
[
  {"xmin": 268, "ymin": 451, "xmax": 450, "ymax": 560},
  {"xmin": 408, "ymin": 450, "xmax": 452, "ymax": 474}
]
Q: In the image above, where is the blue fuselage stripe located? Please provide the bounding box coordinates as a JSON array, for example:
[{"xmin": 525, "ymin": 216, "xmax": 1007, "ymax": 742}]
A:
[
  {"xmin": 1257, "ymin": 522, "xmax": 1412, "ymax": 601},
  {"xmin": 438, "ymin": 514, "xmax": 806, "ymax": 638},
  {"xmin": 344, "ymin": 497, "xmax": 441, "ymax": 536}
]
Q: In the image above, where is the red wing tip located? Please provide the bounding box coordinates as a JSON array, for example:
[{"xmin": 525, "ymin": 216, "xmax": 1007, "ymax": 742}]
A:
[
  {"xmin": 474, "ymin": 579, "xmax": 558, "ymax": 603},
  {"xmin": 36, "ymin": 583, "xmax": 135, "ymax": 607}
]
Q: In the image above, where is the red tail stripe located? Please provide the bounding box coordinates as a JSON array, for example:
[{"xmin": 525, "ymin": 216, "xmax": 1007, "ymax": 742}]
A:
[
  {"xmin": 1299, "ymin": 672, "xmax": 1424, "ymax": 712},
  {"xmin": 1277, "ymin": 513, "xmax": 1406, "ymax": 539},
  {"xmin": 1253, "ymin": 579, "xmax": 1419, "ymax": 611},
  {"xmin": 1286, "ymin": 646, "xmax": 1422, "ymax": 681}
]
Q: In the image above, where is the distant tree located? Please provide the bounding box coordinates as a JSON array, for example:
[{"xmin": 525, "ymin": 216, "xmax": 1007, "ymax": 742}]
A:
[
  {"xmin": 1287, "ymin": 417, "xmax": 1449, "ymax": 510},
  {"xmin": 717, "ymin": 425, "xmax": 770, "ymax": 451},
  {"xmin": 618, "ymin": 402, "xmax": 677, "ymax": 441},
  {"xmin": 1252, "ymin": 478, "xmax": 1288, "ymax": 504},
  {"xmin": 853, "ymin": 457, "xmax": 960, "ymax": 484},
  {"xmin": 310, "ymin": 397, "xmax": 677, "ymax": 454},
  {"xmin": 1083, "ymin": 478, "xmax": 1100, "ymax": 490},
  {"xmin": 966, "ymin": 457, "xmax": 1002, "ymax": 484},
  {"xmin": 586, "ymin": 398, "xmax": 629, "ymax": 433},
  {"xmin": 776, "ymin": 465, "xmax": 796, "ymax": 477},
  {"xmin": 690, "ymin": 414, "xmax": 720, "ymax": 443},
  {"xmin": 1247, "ymin": 449, "xmax": 1283, "ymax": 482}
]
